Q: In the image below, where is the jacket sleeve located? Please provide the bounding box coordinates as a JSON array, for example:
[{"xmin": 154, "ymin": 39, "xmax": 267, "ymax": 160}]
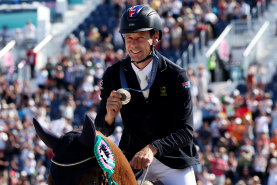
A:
[
  {"xmin": 95, "ymin": 67, "xmax": 115, "ymax": 136},
  {"xmin": 152, "ymin": 68, "xmax": 194, "ymax": 157}
]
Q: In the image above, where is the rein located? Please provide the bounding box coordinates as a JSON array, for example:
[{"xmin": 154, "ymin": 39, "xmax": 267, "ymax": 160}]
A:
[{"xmin": 51, "ymin": 156, "xmax": 95, "ymax": 167}]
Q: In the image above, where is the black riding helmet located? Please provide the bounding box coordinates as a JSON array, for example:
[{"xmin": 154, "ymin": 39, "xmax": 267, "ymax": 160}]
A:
[
  {"xmin": 119, "ymin": 5, "xmax": 162, "ymax": 63},
  {"xmin": 119, "ymin": 5, "xmax": 162, "ymax": 41}
]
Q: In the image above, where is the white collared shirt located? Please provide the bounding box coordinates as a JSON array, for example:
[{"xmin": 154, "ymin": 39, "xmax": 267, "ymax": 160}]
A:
[{"xmin": 131, "ymin": 60, "xmax": 153, "ymax": 84}]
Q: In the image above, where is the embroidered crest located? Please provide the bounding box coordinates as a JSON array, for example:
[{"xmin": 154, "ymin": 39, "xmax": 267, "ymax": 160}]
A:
[
  {"xmin": 182, "ymin": 81, "xmax": 191, "ymax": 89},
  {"xmin": 129, "ymin": 5, "xmax": 144, "ymax": 18},
  {"xmin": 160, "ymin": 86, "xmax": 167, "ymax": 96}
]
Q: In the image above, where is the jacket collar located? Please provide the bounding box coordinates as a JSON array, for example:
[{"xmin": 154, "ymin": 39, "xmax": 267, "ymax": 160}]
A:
[{"xmin": 155, "ymin": 50, "xmax": 167, "ymax": 73}]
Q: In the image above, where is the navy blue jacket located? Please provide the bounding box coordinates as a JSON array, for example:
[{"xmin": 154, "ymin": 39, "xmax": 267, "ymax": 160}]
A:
[{"xmin": 95, "ymin": 51, "xmax": 199, "ymax": 169}]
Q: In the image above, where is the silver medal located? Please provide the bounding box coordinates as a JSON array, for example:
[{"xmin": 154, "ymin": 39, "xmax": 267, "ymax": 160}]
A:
[{"xmin": 117, "ymin": 89, "xmax": 131, "ymax": 105}]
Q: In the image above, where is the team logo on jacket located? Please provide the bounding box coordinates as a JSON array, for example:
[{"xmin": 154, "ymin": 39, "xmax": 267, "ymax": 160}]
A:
[
  {"xmin": 129, "ymin": 5, "xmax": 144, "ymax": 18},
  {"xmin": 160, "ymin": 86, "xmax": 167, "ymax": 96},
  {"xmin": 182, "ymin": 81, "xmax": 191, "ymax": 89}
]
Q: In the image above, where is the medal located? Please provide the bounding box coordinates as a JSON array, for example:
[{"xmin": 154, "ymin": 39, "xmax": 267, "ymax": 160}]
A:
[{"xmin": 117, "ymin": 89, "xmax": 131, "ymax": 105}]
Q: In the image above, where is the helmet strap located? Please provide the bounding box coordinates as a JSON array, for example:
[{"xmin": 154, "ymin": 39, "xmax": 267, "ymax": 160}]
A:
[{"xmin": 120, "ymin": 34, "xmax": 125, "ymax": 45}]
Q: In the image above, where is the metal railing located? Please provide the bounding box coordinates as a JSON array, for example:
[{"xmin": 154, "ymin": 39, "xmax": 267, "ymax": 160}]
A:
[
  {"xmin": 243, "ymin": 21, "xmax": 270, "ymax": 77},
  {"xmin": 0, "ymin": 40, "xmax": 16, "ymax": 58},
  {"xmin": 177, "ymin": 0, "xmax": 268, "ymax": 70},
  {"xmin": 205, "ymin": 25, "xmax": 233, "ymax": 59},
  {"xmin": 0, "ymin": 40, "xmax": 30, "ymax": 82},
  {"xmin": 33, "ymin": 33, "xmax": 55, "ymax": 70}
]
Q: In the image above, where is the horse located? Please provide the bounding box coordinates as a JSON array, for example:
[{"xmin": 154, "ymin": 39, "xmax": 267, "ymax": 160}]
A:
[{"xmin": 33, "ymin": 115, "xmax": 138, "ymax": 185}]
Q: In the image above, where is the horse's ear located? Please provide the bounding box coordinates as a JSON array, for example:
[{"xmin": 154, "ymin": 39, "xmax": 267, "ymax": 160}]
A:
[
  {"xmin": 79, "ymin": 115, "xmax": 96, "ymax": 147},
  {"xmin": 33, "ymin": 118, "xmax": 60, "ymax": 149}
]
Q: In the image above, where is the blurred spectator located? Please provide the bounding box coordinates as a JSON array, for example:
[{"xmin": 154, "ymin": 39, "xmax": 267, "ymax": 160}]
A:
[
  {"xmin": 161, "ymin": 26, "xmax": 171, "ymax": 50},
  {"xmin": 267, "ymin": 158, "xmax": 277, "ymax": 185},
  {"xmin": 113, "ymin": 0, "xmax": 124, "ymax": 19},
  {"xmin": 197, "ymin": 121, "xmax": 212, "ymax": 152},
  {"xmin": 0, "ymin": 149, "xmax": 8, "ymax": 184},
  {"xmin": 26, "ymin": 47, "xmax": 37, "ymax": 79},
  {"xmin": 210, "ymin": 148, "xmax": 228, "ymax": 185},
  {"xmin": 65, "ymin": 34, "xmax": 80, "ymax": 58},
  {"xmin": 88, "ymin": 25, "xmax": 101, "ymax": 46},
  {"xmin": 255, "ymin": 111, "xmax": 270, "ymax": 137},
  {"xmin": 112, "ymin": 24, "xmax": 124, "ymax": 51},
  {"xmin": 36, "ymin": 68, "xmax": 48, "ymax": 89},
  {"xmin": 23, "ymin": 20, "xmax": 36, "ymax": 45},
  {"xmin": 197, "ymin": 64, "xmax": 209, "ymax": 102},
  {"xmin": 226, "ymin": 151, "xmax": 238, "ymax": 183},
  {"xmin": 13, "ymin": 28, "xmax": 24, "ymax": 46},
  {"xmin": 240, "ymin": 0, "xmax": 251, "ymax": 19},
  {"xmin": 99, "ymin": 25, "xmax": 109, "ymax": 42},
  {"xmin": 60, "ymin": 95, "xmax": 76, "ymax": 121},
  {"xmin": 170, "ymin": 20, "xmax": 182, "ymax": 49},
  {"xmin": 0, "ymin": 25, "xmax": 12, "ymax": 47},
  {"xmin": 2, "ymin": 50, "xmax": 15, "ymax": 82},
  {"xmin": 253, "ymin": 149, "xmax": 268, "ymax": 180},
  {"xmin": 185, "ymin": 14, "xmax": 197, "ymax": 42},
  {"xmin": 271, "ymin": 104, "xmax": 277, "ymax": 136},
  {"xmin": 204, "ymin": 8, "xmax": 218, "ymax": 38},
  {"xmin": 171, "ymin": 0, "xmax": 182, "ymax": 19},
  {"xmin": 188, "ymin": 68, "xmax": 199, "ymax": 106}
]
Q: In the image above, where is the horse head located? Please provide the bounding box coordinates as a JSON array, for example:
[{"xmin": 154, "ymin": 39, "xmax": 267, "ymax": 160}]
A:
[{"xmin": 33, "ymin": 115, "xmax": 137, "ymax": 185}]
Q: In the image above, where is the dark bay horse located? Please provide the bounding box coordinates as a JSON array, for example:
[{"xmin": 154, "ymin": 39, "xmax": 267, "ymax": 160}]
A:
[{"xmin": 33, "ymin": 115, "xmax": 137, "ymax": 185}]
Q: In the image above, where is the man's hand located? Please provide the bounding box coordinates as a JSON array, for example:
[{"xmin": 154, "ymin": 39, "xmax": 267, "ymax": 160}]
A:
[
  {"xmin": 105, "ymin": 90, "xmax": 122, "ymax": 125},
  {"xmin": 130, "ymin": 144, "xmax": 158, "ymax": 170}
]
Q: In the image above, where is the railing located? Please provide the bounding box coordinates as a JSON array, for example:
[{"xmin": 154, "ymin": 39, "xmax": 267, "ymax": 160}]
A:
[
  {"xmin": 0, "ymin": 40, "xmax": 29, "ymax": 82},
  {"xmin": 177, "ymin": 0, "xmax": 268, "ymax": 71},
  {"xmin": 0, "ymin": 40, "xmax": 16, "ymax": 58},
  {"xmin": 205, "ymin": 25, "xmax": 234, "ymax": 82},
  {"xmin": 205, "ymin": 25, "xmax": 232, "ymax": 59},
  {"xmin": 0, "ymin": 40, "xmax": 16, "ymax": 78},
  {"xmin": 0, "ymin": 35, "xmax": 54, "ymax": 81},
  {"xmin": 182, "ymin": 11, "xmax": 271, "ymax": 82},
  {"xmin": 33, "ymin": 33, "xmax": 54, "ymax": 70},
  {"xmin": 243, "ymin": 21, "xmax": 270, "ymax": 77}
]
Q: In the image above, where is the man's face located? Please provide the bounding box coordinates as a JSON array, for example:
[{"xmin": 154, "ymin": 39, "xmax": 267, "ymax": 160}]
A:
[{"xmin": 124, "ymin": 31, "xmax": 153, "ymax": 62}]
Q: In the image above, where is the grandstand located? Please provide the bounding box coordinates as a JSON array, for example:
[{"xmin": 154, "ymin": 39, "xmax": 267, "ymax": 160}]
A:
[{"xmin": 0, "ymin": 0, "xmax": 277, "ymax": 184}]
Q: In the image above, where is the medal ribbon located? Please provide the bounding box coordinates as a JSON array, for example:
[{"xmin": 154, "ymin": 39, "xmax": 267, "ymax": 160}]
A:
[{"xmin": 120, "ymin": 52, "xmax": 159, "ymax": 93}]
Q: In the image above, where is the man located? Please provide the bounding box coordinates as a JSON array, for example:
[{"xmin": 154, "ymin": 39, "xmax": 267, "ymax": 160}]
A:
[{"xmin": 95, "ymin": 5, "xmax": 199, "ymax": 185}]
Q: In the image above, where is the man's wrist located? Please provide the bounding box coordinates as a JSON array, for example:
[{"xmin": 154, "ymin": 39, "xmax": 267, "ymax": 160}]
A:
[
  {"xmin": 149, "ymin": 143, "xmax": 158, "ymax": 156},
  {"xmin": 104, "ymin": 114, "xmax": 114, "ymax": 126}
]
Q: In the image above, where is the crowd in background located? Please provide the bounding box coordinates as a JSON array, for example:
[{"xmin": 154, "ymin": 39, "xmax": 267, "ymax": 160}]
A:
[
  {"xmin": 83, "ymin": 0, "xmax": 254, "ymax": 54},
  {"xmin": 192, "ymin": 64, "xmax": 277, "ymax": 185},
  {"xmin": 0, "ymin": 0, "xmax": 276, "ymax": 185}
]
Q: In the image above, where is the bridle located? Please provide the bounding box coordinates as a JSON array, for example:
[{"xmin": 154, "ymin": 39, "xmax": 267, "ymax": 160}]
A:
[
  {"xmin": 51, "ymin": 157, "xmax": 95, "ymax": 167},
  {"xmin": 51, "ymin": 156, "xmax": 110, "ymax": 185},
  {"xmin": 50, "ymin": 133, "xmax": 116, "ymax": 184},
  {"xmin": 49, "ymin": 130, "xmax": 117, "ymax": 185}
]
